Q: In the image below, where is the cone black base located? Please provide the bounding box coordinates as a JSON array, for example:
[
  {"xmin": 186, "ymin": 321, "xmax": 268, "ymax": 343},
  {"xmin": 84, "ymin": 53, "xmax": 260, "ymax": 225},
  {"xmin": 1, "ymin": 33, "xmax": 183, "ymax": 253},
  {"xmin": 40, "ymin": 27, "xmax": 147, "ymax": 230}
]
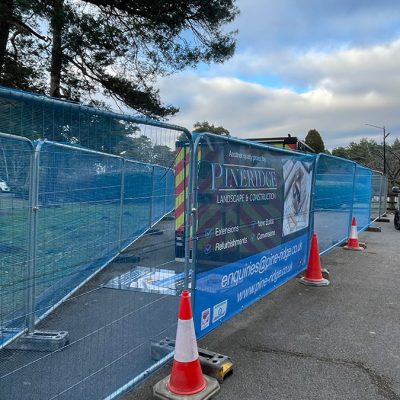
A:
[
  {"xmin": 343, "ymin": 242, "xmax": 366, "ymax": 251},
  {"xmin": 299, "ymin": 276, "xmax": 330, "ymax": 287},
  {"xmin": 153, "ymin": 374, "xmax": 220, "ymax": 400}
]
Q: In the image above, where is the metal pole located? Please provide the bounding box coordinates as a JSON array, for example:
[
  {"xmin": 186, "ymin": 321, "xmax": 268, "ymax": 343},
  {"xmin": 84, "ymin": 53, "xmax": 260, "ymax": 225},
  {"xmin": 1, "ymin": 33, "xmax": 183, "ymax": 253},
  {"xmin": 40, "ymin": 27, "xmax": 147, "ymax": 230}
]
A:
[
  {"xmin": 306, "ymin": 153, "xmax": 318, "ymax": 267},
  {"xmin": 383, "ymin": 126, "xmax": 386, "ymax": 175},
  {"xmin": 183, "ymin": 142, "xmax": 193, "ymax": 290},
  {"xmin": 349, "ymin": 163, "xmax": 357, "ymax": 235},
  {"xmin": 26, "ymin": 143, "xmax": 41, "ymax": 332},
  {"xmin": 367, "ymin": 171, "xmax": 372, "ymax": 224},
  {"xmin": 365, "ymin": 123, "xmax": 390, "ymax": 175},
  {"xmin": 164, "ymin": 169, "xmax": 168, "ymax": 216},
  {"xmin": 118, "ymin": 159, "xmax": 125, "ymax": 251},
  {"xmin": 149, "ymin": 166, "xmax": 155, "ymax": 228}
]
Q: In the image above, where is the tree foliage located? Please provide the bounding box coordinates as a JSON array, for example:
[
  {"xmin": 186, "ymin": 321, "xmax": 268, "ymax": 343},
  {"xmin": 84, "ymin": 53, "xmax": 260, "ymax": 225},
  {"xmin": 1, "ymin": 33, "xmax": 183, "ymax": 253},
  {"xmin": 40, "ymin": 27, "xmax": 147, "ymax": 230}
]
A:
[
  {"xmin": 193, "ymin": 121, "xmax": 230, "ymax": 136},
  {"xmin": 0, "ymin": 0, "xmax": 238, "ymax": 118},
  {"xmin": 177, "ymin": 120, "xmax": 230, "ymax": 140},
  {"xmin": 0, "ymin": 0, "xmax": 48, "ymax": 92},
  {"xmin": 305, "ymin": 129, "xmax": 325, "ymax": 153},
  {"xmin": 332, "ymin": 138, "xmax": 400, "ymax": 186},
  {"xmin": 113, "ymin": 134, "xmax": 175, "ymax": 167}
]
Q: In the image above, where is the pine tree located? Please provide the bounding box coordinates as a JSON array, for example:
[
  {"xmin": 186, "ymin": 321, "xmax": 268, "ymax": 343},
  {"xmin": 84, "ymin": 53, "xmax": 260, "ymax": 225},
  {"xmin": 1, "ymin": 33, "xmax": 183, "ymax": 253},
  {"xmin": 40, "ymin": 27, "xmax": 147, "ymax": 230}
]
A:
[
  {"xmin": 305, "ymin": 129, "xmax": 325, "ymax": 153},
  {"xmin": 193, "ymin": 121, "xmax": 230, "ymax": 136},
  {"xmin": 0, "ymin": 0, "xmax": 239, "ymax": 118}
]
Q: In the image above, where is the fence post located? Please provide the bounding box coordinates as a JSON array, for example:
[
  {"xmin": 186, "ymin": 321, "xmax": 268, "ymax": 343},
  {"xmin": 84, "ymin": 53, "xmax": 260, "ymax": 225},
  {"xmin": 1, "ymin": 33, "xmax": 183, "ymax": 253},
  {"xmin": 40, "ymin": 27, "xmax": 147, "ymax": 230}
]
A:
[
  {"xmin": 26, "ymin": 143, "xmax": 40, "ymax": 332},
  {"xmin": 308, "ymin": 154, "xmax": 319, "ymax": 263},
  {"xmin": 368, "ymin": 171, "xmax": 372, "ymax": 224},
  {"xmin": 164, "ymin": 169, "xmax": 168, "ymax": 216},
  {"xmin": 351, "ymin": 164, "xmax": 357, "ymax": 217},
  {"xmin": 348, "ymin": 163, "xmax": 357, "ymax": 235},
  {"xmin": 149, "ymin": 166, "xmax": 155, "ymax": 228},
  {"xmin": 185, "ymin": 135, "xmax": 202, "ymax": 291},
  {"xmin": 118, "ymin": 159, "xmax": 125, "ymax": 252}
]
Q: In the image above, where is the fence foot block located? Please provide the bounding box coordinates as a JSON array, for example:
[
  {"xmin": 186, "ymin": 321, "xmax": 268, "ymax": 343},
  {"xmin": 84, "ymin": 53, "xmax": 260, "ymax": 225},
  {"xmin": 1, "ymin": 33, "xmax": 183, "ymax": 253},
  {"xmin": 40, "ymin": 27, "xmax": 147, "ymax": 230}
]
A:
[
  {"xmin": 198, "ymin": 348, "xmax": 233, "ymax": 383},
  {"xmin": 147, "ymin": 228, "xmax": 163, "ymax": 235},
  {"xmin": 8, "ymin": 330, "xmax": 69, "ymax": 352},
  {"xmin": 163, "ymin": 214, "xmax": 175, "ymax": 221},
  {"xmin": 376, "ymin": 217, "xmax": 390, "ymax": 223},
  {"xmin": 114, "ymin": 253, "xmax": 141, "ymax": 264},
  {"xmin": 366, "ymin": 225, "xmax": 382, "ymax": 232},
  {"xmin": 151, "ymin": 337, "xmax": 175, "ymax": 361},
  {"xmin": 151, "ymin": 339, "xmax": 233, "ymax": 383}
]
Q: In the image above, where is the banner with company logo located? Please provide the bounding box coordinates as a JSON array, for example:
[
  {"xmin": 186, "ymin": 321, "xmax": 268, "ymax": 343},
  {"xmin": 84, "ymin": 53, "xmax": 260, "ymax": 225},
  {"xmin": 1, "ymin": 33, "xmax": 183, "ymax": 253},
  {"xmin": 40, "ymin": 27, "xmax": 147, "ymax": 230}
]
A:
[{"xmin": 193, "ymin": 135, "xmax": 315, "ymax": 337}]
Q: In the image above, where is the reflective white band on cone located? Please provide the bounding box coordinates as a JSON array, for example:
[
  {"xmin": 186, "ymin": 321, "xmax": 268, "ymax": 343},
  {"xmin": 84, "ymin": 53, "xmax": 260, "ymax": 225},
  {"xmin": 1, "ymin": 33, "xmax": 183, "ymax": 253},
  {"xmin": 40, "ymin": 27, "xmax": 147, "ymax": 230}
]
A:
[
  {"xmin": 350, "ymin": 225, "xmax": 358, "ymax": 238},
  {"xmin": 174, "ymin": 318, "xmax": 198, "ymax": 363}
]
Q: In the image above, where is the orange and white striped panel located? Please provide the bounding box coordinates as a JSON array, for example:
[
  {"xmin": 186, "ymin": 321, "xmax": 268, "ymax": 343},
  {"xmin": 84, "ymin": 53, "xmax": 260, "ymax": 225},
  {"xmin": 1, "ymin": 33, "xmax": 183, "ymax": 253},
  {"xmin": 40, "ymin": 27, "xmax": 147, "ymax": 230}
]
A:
[{"xmin": 175, "ymin": 143, "xmax": 190, "ymax": 233}]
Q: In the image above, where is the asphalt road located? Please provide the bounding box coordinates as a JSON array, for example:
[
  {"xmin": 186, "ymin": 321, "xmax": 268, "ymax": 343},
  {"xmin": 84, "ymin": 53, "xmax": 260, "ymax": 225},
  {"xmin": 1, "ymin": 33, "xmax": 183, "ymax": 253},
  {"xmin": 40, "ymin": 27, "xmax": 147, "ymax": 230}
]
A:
[
  {"xmin": 125, "ymin": 215, "xmax": 400, "ymax": 400},
  {"xmin": 0, "ymin": 218, "xmax": 181, "ymax": 400}
]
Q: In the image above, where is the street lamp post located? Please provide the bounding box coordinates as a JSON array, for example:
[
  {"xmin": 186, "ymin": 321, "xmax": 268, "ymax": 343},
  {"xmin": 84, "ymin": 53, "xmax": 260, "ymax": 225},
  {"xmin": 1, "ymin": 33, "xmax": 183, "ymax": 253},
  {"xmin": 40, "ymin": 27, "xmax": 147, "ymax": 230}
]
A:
[{"xmin": 365, "ymin": 123, "xmax": 391, "ymax": 175}]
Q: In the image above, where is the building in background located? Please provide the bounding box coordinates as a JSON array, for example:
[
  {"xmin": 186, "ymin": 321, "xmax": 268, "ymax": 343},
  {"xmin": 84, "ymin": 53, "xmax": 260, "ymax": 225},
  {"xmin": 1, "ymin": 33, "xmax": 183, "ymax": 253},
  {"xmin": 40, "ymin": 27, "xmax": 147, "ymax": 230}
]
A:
[{"xmin": 247, "ymin": 135, "xmax": 315, "ymax": 153}]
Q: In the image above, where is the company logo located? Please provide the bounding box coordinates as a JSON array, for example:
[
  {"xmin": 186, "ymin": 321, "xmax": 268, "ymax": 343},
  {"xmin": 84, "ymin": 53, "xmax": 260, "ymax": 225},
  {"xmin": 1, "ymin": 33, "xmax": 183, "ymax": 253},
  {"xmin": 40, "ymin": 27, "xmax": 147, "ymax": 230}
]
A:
[
  {"xmin": 210, "ymin": 163, "xmax": 277, "ymax": 191},
  {"xmin": 201, "ymin": 308, "xmax": 211, "ymax": 330},
  {"xmin": 212, "ymin": 300, "xmax": 228, "ymax": 323}
]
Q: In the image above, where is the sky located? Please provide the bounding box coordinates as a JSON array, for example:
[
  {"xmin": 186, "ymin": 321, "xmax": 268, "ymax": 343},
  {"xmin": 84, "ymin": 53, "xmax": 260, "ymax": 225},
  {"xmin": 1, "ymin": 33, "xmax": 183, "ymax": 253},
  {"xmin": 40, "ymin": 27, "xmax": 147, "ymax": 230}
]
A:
[{"xmin": 157, "ymin": 0, "xmax": 400, "ymax": 150}]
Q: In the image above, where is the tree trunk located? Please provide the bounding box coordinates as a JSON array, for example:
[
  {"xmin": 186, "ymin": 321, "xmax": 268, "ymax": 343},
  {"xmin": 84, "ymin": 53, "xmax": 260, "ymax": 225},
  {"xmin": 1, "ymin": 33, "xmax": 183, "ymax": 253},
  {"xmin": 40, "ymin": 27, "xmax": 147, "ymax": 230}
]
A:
[
  {"xmin": 0, "ymin": 0, "xmax": 14, "ymax": 79},
  {"xmin": 50, "ymin": 0, "xmax": 64, "ymax": 97}
]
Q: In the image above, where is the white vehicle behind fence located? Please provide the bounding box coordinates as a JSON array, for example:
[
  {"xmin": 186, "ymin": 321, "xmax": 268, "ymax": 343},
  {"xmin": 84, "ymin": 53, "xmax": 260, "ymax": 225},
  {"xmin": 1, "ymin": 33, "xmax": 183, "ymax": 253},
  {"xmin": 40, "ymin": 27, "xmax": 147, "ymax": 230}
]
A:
[{"xmin": 0, "ymin": 179, "xmax": 10, "ymax": 192}]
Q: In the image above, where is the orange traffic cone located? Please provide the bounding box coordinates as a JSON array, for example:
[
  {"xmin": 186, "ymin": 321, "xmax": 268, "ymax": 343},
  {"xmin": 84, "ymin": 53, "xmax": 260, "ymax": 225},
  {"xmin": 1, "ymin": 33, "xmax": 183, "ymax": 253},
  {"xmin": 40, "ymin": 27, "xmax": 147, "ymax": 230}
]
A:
[
  {"xmin": 153, "ymin": 290, "xmax": 220, "ymax": 399},
  {"xmin": 343, "ymin": 217, "xmax": 366, "ymax": 251},
  {"xmin": 299, "ymin": 233, "xmax": 330, "ymax": 287}
]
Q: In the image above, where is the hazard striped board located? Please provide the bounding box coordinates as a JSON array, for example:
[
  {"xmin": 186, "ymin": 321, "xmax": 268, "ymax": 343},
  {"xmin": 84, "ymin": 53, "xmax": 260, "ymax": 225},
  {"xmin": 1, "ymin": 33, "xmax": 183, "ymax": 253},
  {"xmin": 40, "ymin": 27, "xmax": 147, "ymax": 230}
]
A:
[{"xmin": 175, "ymin": 142, "xmax": 190, "ymax": 234}]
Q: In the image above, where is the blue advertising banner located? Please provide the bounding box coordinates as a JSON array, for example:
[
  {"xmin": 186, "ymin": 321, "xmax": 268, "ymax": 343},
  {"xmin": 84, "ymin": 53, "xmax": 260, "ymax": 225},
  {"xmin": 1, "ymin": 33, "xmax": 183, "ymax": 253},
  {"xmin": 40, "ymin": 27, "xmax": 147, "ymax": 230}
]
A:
[{"xmin": 193, "ymin": 135, "xmax": 315, "ymax": 337}]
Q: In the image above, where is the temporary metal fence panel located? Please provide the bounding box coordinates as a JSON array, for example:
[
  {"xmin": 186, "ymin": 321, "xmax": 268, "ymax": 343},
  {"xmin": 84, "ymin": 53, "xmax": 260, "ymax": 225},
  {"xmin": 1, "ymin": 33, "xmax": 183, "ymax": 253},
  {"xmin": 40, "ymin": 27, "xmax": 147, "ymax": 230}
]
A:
[
  {"xmin": 352, "ymin": 165, "xmax": 372, "ymax": 231},
  {"xmin": 34, "ymin": 141, "xmax": 124, "ymax": 320},
  {"xmin": 313, "ymin": 154, "xmax": 356, "ymax": 255},
  {"xmin": 370, "ymin": 172, "xmax": 383, "ymax": 221},
  {"xmin": 0, "ymin": 133, "xmax": 33, "ymax": 346},
  {"xmin": 191, "ymin": 134, "xmax": 315, "ymax": 338},
  {"xmin": 0, "ymin": 87, "xmax": 145, "ymax": 153},
  {"xmin": 0, "ymin": 132, "xmax": 187, "ymax": 399},
  {"xmin": 0, "ymin": 86, "xmax": 185, "ymax": 159}
]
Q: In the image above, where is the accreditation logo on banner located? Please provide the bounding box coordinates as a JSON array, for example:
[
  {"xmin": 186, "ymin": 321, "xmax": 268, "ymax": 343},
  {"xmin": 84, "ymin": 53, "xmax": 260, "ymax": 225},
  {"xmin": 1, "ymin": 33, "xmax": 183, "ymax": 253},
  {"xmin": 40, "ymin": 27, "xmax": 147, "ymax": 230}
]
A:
[{"xmin": 194, "ymin": 136, "xmax": 314, "ymax": 337}]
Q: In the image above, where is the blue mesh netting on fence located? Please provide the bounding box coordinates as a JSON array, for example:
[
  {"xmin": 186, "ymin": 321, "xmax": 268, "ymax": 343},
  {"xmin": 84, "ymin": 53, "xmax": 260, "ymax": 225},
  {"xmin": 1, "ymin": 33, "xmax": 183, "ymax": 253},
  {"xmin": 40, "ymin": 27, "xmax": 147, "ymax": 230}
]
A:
[
  {"xmin": 352, "ymin": 165, "xmax": 372, "ymax": 231},
  {"xmin": 0, "ymin": 134, "xmax": 33, "ymax": 344},
  {"xmin": 313, "ymin": 154, "xmax": 356, "ymax": 254},
  {"xmin": 0, "ymin": 136, "xmax": 176, "ymax": 347}
]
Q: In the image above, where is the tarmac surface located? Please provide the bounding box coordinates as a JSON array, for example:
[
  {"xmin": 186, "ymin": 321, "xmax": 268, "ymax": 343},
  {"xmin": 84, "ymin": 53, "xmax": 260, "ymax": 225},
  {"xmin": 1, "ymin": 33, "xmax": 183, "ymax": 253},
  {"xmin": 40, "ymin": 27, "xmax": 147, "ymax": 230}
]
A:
[
  {"xmin": 0, "ymin": 218, "xmax": 182, "ymax": 400},
  {"xmin": 125, "ymin": 215, "xmax": 400, "ymax": 400}
]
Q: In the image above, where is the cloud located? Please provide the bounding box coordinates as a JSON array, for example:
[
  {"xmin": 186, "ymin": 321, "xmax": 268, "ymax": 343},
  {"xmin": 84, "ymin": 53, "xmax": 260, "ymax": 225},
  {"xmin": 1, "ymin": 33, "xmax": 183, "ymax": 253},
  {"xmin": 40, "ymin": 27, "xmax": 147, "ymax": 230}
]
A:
[
  {"xmin": 158, "ymin": 39, "xmax": 400, "ymax": 150},
  {"xmin": 233, "ymin": 0, "xmax": 400, "ymax": 52}
]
